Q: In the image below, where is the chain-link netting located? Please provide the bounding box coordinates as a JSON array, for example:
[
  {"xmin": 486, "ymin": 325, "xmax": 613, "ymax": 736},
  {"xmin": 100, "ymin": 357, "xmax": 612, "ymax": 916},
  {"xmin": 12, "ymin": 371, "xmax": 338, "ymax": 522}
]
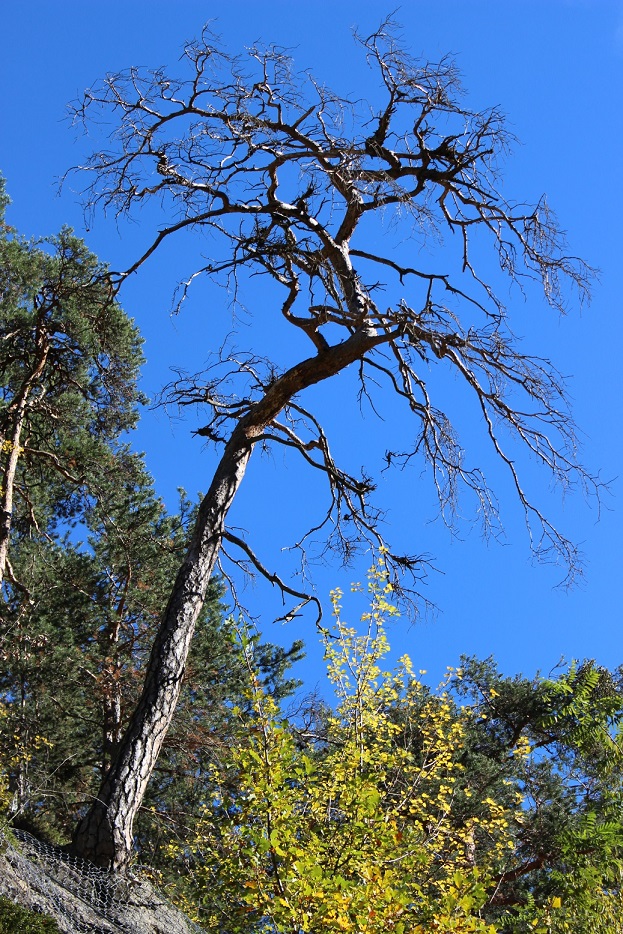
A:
[{"xmin": 0, "ymin": 827, "xmax": 205, "ymax": 934}]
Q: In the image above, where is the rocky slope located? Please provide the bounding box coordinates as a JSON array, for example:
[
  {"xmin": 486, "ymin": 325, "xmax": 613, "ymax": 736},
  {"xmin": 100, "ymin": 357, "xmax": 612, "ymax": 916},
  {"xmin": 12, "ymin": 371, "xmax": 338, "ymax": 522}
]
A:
[{"xmin": 0, "ymin": 830, "xmax": 201, "ymax": 934}]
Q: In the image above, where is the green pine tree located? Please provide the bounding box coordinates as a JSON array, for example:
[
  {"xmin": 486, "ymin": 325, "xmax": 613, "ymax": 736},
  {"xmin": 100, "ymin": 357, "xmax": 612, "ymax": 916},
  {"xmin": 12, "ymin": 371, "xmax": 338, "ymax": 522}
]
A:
[{"xmin": 0, "ymin": 174, "xmax": 144, "ymax": 589}]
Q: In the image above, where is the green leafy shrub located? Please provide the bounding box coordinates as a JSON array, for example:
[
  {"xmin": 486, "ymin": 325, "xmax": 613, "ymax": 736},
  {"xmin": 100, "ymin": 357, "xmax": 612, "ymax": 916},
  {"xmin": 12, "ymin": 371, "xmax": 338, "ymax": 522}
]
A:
[{"xmin": 0, "ymin": 896, "xmax": 61, "ymax": 934}]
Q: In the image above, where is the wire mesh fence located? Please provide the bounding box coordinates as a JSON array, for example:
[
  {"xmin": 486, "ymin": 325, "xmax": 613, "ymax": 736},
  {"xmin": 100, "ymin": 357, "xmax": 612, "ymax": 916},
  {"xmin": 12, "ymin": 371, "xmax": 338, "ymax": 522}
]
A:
[{"xmin": 0, "ymin": 827, "xmax": 205, "ymax": 934}]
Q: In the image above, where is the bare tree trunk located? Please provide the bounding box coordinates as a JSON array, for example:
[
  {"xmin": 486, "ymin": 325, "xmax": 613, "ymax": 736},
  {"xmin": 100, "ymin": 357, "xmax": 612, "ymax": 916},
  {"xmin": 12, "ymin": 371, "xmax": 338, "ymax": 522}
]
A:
[
  {"xmin": 100, "ymin": 571, "xmax": 138, "ymax": 775},
  {"xmin": 0, "ymin": 412, "xmax": 25, "ymax": 585},
  {"xmin": 0, "ymin": 340, "xmax": 49, "ymax": 587},
  {"xmin": 101, "ymin": 686, "xmax": 122, "ymax": 776},
  {"xmin": 71, "ymin": 326, "xmax": 382, "ymax": 870},
  {"xmin": 10, "ymin": 670, "xmax": 30, "ymax": 819}
]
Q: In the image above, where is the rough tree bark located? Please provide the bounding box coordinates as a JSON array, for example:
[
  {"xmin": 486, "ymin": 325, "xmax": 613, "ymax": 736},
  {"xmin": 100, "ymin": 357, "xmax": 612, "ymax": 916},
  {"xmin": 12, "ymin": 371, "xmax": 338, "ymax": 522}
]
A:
[{"xmin": 66, "ymin": 21, "xmax": 595, "ymax": 869}]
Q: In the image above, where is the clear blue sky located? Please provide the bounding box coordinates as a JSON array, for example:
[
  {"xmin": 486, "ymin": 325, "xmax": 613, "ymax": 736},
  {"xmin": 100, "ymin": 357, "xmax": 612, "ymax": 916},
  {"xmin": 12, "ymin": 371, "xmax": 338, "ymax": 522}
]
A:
[{"xmin": 1, "ymin": 1, "xmax": 622, "ymax": 693}]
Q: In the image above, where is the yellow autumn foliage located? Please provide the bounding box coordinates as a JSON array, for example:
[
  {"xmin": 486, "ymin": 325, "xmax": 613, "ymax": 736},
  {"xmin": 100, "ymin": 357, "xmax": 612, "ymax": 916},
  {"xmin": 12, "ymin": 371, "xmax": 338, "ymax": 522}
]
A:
[{"xmin": 168, "ymin": 556, "xmax": 537, "ymax": 933}]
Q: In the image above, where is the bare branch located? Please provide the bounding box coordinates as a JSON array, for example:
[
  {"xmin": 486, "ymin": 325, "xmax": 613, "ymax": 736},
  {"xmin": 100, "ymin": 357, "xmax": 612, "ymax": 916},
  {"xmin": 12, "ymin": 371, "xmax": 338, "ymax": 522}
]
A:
[
  {"xmin": 66, "ymin": 23, "xmax": 597, "ymax": 589},
  {"xmin": 222, "ymin": 529, "xmax": 322, "ymax": 624}
]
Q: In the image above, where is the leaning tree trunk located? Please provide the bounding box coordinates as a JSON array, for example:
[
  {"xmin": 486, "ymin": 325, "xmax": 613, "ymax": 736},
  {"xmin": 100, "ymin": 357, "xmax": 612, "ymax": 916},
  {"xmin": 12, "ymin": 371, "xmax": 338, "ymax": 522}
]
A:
[
  {"xmin": 71, "ymin": 324, "xmax": 383, "ymax": 870},
  {"xmin": 71, "ymin": 425, "xmax": 252, "ymax": 869}
]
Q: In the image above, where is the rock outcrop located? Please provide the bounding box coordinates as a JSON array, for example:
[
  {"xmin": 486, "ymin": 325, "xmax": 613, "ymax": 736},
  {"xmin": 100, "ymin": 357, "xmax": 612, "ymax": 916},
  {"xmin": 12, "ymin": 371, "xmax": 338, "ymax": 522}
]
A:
[{"xmin": 0, "ymin": 830, "xmax": 201, "ymax": 934}]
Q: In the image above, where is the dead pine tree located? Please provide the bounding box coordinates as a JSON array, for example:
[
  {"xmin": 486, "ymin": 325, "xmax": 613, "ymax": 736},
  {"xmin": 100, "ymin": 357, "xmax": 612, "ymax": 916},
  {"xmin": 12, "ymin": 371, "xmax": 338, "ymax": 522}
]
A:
[{"xmin": 65, "ymin": 21, "xmax": 595, "ymax": 869}]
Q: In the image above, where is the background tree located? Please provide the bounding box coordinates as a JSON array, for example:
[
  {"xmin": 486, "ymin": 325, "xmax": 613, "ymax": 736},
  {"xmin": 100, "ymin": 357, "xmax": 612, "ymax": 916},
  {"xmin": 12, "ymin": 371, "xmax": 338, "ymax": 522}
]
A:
[
  {"xmin": 0, "ymin": 451, "xmax": 222, "ymax": 841},
  {"xmin": 447, "ymin": 656, "xmax": 623, "ymax": 932},
  {"xmin": 0, "ymin": 176, "xmax": 143, "ymax": 831},
  {"xmin": 67, "ymin": 21, "xmax": 596, "ymax": 868},
  {"xmin": 0, "ymin": 176, "xmax": 144, "ymax": 589}
]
